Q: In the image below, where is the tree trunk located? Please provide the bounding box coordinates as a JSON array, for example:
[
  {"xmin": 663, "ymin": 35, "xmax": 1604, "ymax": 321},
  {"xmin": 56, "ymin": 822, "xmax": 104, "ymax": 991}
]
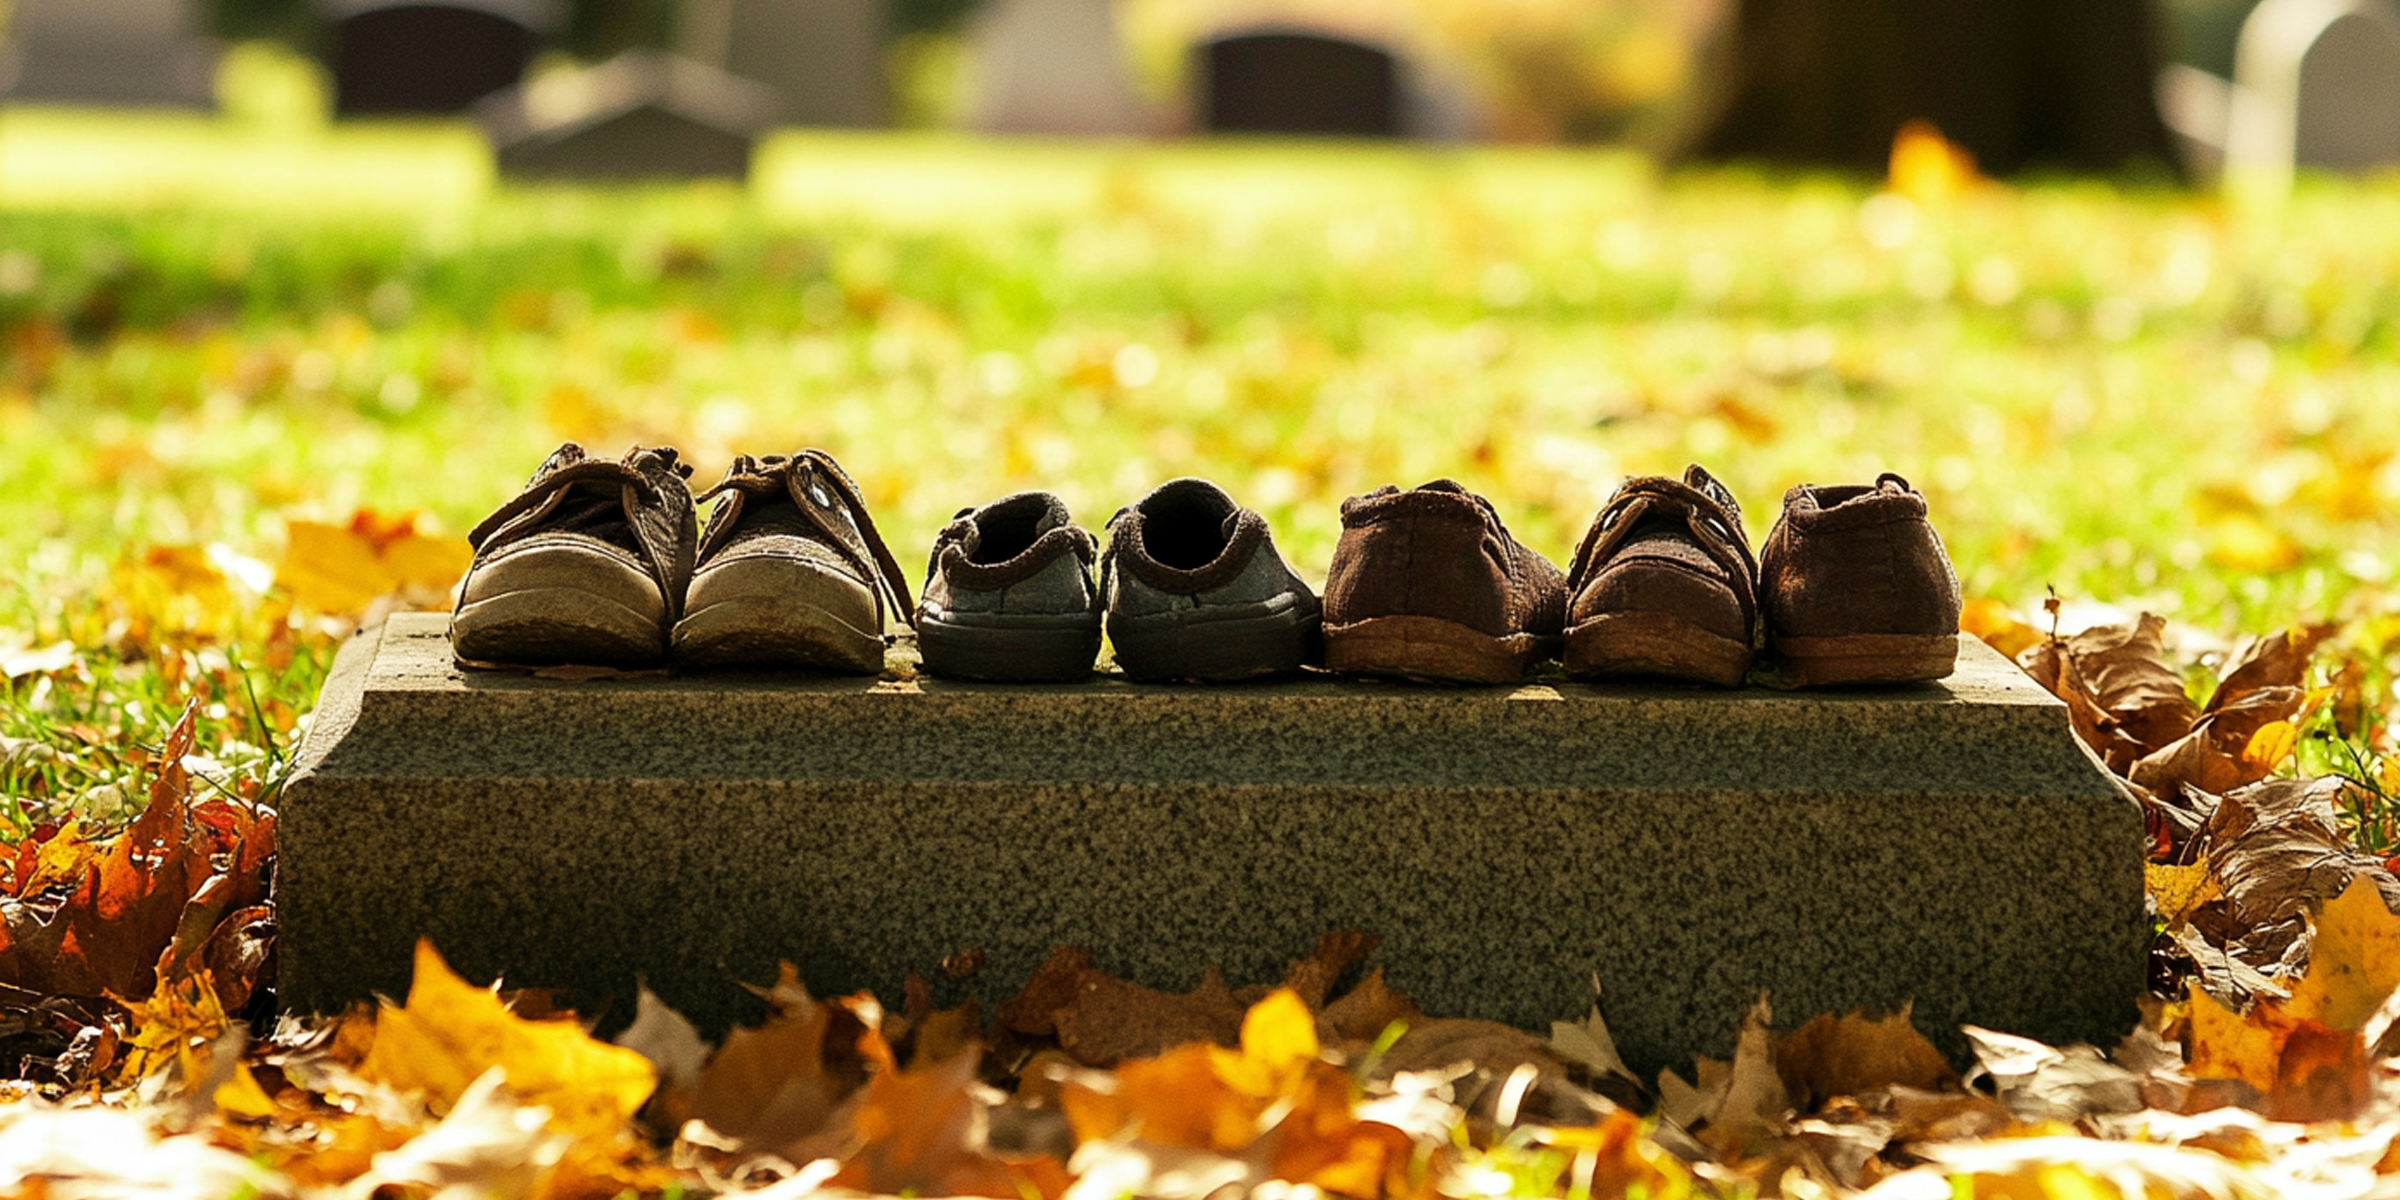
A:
[{"xmin": 1688, "ymin": 0, "xmax": 2181, "ymax": 176}]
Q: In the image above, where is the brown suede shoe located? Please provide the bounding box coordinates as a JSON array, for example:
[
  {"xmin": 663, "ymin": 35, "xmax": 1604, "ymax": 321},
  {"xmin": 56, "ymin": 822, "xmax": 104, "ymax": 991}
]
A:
[
  {"xmin": 1562, "ymin": 465, "xmax": 1757, "ymax": 687},
  {"xmin": 1758, "ymin": 473, "xmax": 1962, "ymax": 686},
  {"xmin": 1322, "ymin": 480, "xmax": 1566, "ymax": 684}
]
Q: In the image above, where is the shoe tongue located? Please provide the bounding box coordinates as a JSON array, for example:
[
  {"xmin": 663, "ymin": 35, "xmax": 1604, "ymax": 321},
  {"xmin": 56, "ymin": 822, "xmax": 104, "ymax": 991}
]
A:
[{"xmin": 1682, "ymin": 464, "xmax": 1742, "ymax": 523}]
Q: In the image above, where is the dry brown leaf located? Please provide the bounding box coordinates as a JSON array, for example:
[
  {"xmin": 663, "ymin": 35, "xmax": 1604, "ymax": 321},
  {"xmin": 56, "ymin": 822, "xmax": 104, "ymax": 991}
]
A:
[
  {"xmin": 2063, "ymin": 614, "xmax": 2199, "ymax": 758},
  {"xmin": 1316, "ymin": 967, "xmax": 1421, "ymax": 1047},
  {"xmin": 1054, "ymin": 970, "xmax": 1245, "ymax": 1067},
  {"xmin": 1774, "ymin": 1005, "xmax": 1957, "ymax": 1112},
  {"xmin": 1278, "ymin": 930, "xmax": 1378, "ymax": 1010},
  {"xmin": 685, "ymin": 975, "xmax": 865, "ymax": 1153}
]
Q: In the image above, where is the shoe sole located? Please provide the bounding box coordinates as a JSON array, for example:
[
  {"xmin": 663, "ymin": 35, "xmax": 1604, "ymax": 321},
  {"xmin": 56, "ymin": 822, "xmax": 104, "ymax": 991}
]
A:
[
  {"xmin": 919, "ymin": 613, "xmax": 1103, "ymax": 683},
  {"xmin": 451, "ymin": 542, "xmax": 669, "ymax": 667},
  {"xmin": 1772, "ymin": 632, "xmax": 1958, "ymax": 686},
  {"xmin": 673, "ymin": 557, "xmax": 884, "ymax": 673},
  {"xmin": 1107, "ymin": 599, "xmax": 1320, "ymax": 683},
  {"xmin": 1563, "ymin": 611, "xmax": 1752, "ymax": 688},
  {"xmin": 452, "ymin": 588, "xmax": 667, "ymax": 667},
  {"xmin": 1323, "ymin": 614, "xmax": 1557, "ymax": 685}
]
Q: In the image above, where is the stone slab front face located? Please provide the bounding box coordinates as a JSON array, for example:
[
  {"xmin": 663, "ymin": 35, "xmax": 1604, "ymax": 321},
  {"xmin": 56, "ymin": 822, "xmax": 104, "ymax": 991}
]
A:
[{"xmin": 280, "ymin": 612, "xmax": 2143, "ymax": 1071}]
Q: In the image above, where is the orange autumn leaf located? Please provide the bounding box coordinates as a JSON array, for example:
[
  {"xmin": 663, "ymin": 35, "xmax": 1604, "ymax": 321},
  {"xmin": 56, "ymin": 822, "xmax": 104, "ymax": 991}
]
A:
[
  {"xmin": 824, "ymin": 995, "xmax": 1068, "ymax": 1200},
  {"xmin": 1060, "ymin": 987, "xmax": 1323, "ymax": 1154},
  {"xmin": 359, "ymin": 939, "xmax": 656, "ymax": 1142},
  {"xmin": 2185, "ymin": 982, "xmax": 2278, "ymax": 1094},
  {"xmin": 0, "ymin": 703, "xmax": 221, "ymax": 1000}
]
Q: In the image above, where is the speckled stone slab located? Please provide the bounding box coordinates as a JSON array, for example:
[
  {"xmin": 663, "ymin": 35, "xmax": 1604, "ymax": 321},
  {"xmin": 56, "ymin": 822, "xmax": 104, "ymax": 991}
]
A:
[{"xmin": 280, "ymin": 612, "xmax": 2144, "ymax": 1071}]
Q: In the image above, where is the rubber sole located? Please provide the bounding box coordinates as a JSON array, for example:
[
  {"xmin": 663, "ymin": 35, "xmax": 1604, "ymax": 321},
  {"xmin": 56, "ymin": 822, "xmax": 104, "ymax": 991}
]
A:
[
  {"xmin": 1324, "ymin": 614, "xmax": 1557, "ymax": 685},
  {"xmin": 1107, "ymin": 599, "xmax": 1321, "ymax": 683},
  {"xmin": 919, "ymin": 613, "xmax": 1103, "ymax": 682},
  {"xmin": 452, "ymin": 587, "xmax": 667, "ymax": 667},
  {"xmin": 1771, "ymin": 631, "xmax": 1958, "ymax": 686},
  {"xmin": 673, "ymin": 556, "xmax": 884, "ymax": 673},
  {"xmin": 1563, "ymin": 610, "xmax": 1753, "ymax": 688}
]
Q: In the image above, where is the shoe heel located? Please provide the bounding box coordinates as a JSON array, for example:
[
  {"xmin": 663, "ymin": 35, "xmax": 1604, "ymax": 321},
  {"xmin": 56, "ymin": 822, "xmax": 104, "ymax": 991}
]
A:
[
  {"xmin": 1771, "ymin": 632, "xmax": 1958, "ymax": 686},
  {"xmin": 1563, "ymin": 611, "xmax": 1752, "ymax": 687},
  {"xmin": 1324, "ymin": 615, "xmax": 1550, "ymax": 685}
]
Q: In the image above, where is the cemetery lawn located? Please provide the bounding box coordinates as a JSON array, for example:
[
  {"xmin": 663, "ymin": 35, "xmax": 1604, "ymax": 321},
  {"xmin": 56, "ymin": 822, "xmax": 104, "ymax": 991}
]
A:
[{"xmin": 8, "ymin": 123, "xmax": 2400, "ymax": 1198}]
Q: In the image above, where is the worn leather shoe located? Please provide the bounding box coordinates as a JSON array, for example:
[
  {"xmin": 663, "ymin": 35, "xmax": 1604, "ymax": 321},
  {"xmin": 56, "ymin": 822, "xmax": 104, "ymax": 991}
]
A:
[
  {"xmin": 1758, "ymin": 472, "xmax": 1962, "ymax": 685},
  {"xmin": 674, "ymin": 450, "xmax": 916, "ymax": 673},
  {"xmin": 1563, "ymin": 465, "xmax": 1757, "ymax": 687},
  {"xmin": 451, "ymin": 442, "xmax": 697, "ymax": 668},
  {"xmin": 1322, "ymin": 480, "xmax": 1565, "ymax": 684}
]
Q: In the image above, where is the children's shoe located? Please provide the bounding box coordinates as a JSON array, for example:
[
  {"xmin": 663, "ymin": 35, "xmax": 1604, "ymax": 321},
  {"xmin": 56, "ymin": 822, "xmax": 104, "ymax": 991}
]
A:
[
  {"xmin": 1321, "ymin": 480, "xmax": 1565, "ymax": 684},
  {"xmin": 1758, "ymin": 472, "xmax": 1961, "ymax": 686},
  {"xmin": 919, "ymin": 492, "xmax": 1103, "ymax": 682},
  {"xmin": 673, "ymin": 451, "xmax": 915, "ymax": 673},
  {"xmin": 1562, "ymin": 465, "xmax": 1757, "ymax": 687},
  {"xmin": 1100, "ymin": 478, "xmax": 1320, "ymax": 682},
  {"xmin": 450, "ymin": 442, "xmax": 697, "ymax": 668}
]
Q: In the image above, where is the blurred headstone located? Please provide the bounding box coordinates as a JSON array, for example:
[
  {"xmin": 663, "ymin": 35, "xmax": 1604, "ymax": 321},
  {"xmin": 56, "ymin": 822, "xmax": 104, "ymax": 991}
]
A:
[
  {"xmin": 478, "ymin": 51, "xmax": 780, "ymax": 178},
  {"xmin": 678, "ymin": 0, "xmax": 884, "ymax": 126},
  {"xmin": 2226, "ymin": 0, "xmax": 2400, "ymax": 177},
  {"xmin": 1200, "ymin": 28, "xmax": 1398, "ymax": 137},
  {"xmin": 0, "ymin": 0, "xmax": 217, "ymax": 108},
  {"xmin": 322, "ymin": 0, "xmax": 559, "ymax": 115},
  {"xmin": 970, "ymin": 0, "xmax": 1145, "ymax": 135}
]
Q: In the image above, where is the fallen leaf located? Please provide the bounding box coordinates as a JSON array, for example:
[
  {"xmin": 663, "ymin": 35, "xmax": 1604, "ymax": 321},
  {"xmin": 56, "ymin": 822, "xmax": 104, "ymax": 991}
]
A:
[
  {"xmin": 0, "ymin": 639, "xmax": 75, "ymax": 678},
  {"xmin": 1888, "ymin": 120, "xmax": 1982, "ymax": 205},
  {"xmin": 684, "ymin": 973, "xmax": 861, "ymax": 1154},
  {"xmin": 279, "ymin": 511, "xmax": 469, "ymax": 616},
  {"xmin": 1053, "ymin": 970, "xmax": 1245, "ymax": 1067},
  {"xmin": 359, "ymin": 939, "xmax": 657, "ymax": 1142},
  {"xmin": 1315, "ymin": 967, "xmax": 1421, "ymax": 1048},
  {"xmin": 828, "ymin": 1000, "xmax": 1069, "ymax": 1200},
  {"xmin": 1962, "ymin": 598, "xmax": 2043, "ymax": 660},
  {"xmin": 2147, "ymin": 858, "xmax": 2224, "ymax": 930},
  {"xmin": 2282, "ymin": 874, "xmax": 2400, "ymax": 1032},
  {"xmin": 1774, "ymin": 1004, "xmax": 1957, "ymax": 1111}
]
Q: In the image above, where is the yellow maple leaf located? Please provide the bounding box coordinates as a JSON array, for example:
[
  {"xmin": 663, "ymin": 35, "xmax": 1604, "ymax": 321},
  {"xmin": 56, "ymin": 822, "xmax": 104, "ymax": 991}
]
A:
[
  {"xmin": 2284, "ymin": 875, "xmax": 2400, "ymax": 1031},
  {"xmin": 2184, "ymin": 983, "xmax": 2278, "ymax": 1093},
  {"xmin": 1209, "ymin": 988, "xmax": 1318, "ymax": 1099},
  {"xmin": 2146, "ymin": 859, "xmax": 2223, "ymax": 930},
  {"xmin": 279, "ymin": 513, "xmax": 470, "ymax": 615},
  {"xmin": 360, "ymin": 940, "xmax": 656, "ymax": 1141},
  {"xmin": 2242, "ymin": 721, "xmax": 2298, "ymax": 772}
]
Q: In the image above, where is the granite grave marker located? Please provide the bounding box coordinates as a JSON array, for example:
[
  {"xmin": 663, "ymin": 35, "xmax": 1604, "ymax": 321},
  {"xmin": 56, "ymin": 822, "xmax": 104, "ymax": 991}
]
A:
[
  {"xmin": 281, "ymin": 614, "xmax": 2145, "ymax": 1071},
  {"xmin": 323, "ymin": 0, "xmax": 556, "ymax": 115},
  {"xmin": 478, "ymin": 50, "xmax": 779, "ymax": 179},
  {"xmin": 1200, "ymin": 27, "xmax": 1399, "ymax": 137},
  {"xmin": 678, "ymin": 0, "xmax": 884, "ymax": 127},
  {"xmin": 2226, "ymin": 0, "xmax": 2400, "ymax": 177},
  {"xmin": 970, "ymin": 0, "xmax": 1146, "ymax": 136},
  {"xmin": 0, "ymin": 0, "xmax": 216, "ymax": 108}
]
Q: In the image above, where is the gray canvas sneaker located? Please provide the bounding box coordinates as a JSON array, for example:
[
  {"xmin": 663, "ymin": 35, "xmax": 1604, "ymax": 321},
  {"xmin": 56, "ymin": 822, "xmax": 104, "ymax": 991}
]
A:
[
  {"xmin": 919, "ymin": 492, "xmax": 1103, "ymax": 682},
  {"xmin": 1100, "ymin": 478, "xmax": 1321, "ymax": 682},
  {"xmin": 673, "ymin": 450, "xmax": 916, "ymax": 673},
  {"xmin": 451, "ymin": 442, "xmax": 697, "ymax": 668}
]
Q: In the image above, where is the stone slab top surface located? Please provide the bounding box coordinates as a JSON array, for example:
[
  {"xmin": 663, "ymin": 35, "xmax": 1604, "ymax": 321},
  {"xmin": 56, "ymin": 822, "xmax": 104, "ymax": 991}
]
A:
[{"xmin": 300, "ymin": 613, "xmax": 2105, "ymax": 798}]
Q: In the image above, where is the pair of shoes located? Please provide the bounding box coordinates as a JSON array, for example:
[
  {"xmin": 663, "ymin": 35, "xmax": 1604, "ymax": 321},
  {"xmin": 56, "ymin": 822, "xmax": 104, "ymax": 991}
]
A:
[
  {"xmin": 449, "ymin": 443, "xmax": 915, "ymax": 673},
  {"xmin": 918, "ymin": 478, "xmax": 1320, "ymax": 683},
  {"xmin": 1562, "ymin": 465, "xmax": 1962, "ymax": 687}
]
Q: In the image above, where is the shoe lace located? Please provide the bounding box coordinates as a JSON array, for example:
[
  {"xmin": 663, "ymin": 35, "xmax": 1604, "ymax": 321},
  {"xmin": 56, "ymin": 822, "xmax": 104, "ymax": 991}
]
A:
[
  {"xmin": 697, "ymin": 450, "xmax": 918, "ymax": 630},
  {"xmin": 1567, "ymin": 477, "xmax": 1757, "ymax": 592}
]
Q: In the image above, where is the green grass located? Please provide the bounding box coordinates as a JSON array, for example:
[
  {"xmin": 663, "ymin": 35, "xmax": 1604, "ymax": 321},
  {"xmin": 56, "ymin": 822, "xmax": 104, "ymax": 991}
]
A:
[{"xmin": 4, "ymin": 119, "xmax": 2400, "ymax": 823}]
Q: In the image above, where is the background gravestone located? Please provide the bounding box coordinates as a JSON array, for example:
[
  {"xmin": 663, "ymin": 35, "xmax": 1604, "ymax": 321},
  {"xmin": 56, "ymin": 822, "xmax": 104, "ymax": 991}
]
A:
[
  {"xmin": 678, "ymin": 0, "xmax": 884, "ymax": 127},
  {"xmin": 1201, "ymin": 28, "xmax": 1399, "ymax": 137},
  {"xmin": 323, "ymin": 0, "xmax": 559, "ymax": 115},
  {"xmin": 2242, "ymin": 0, "xmax": 2400, "ymax": 171},
  {"xmin": 478, "ymin": 50, "xmax": 780, "ymax": 178},
  {"xmin": 971, "ymin": 0, "xmax": 1146, "ymax": 136},
  {"xmin": 0, "ymin": 0, "xmax": 217, "ymax": 108}
]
